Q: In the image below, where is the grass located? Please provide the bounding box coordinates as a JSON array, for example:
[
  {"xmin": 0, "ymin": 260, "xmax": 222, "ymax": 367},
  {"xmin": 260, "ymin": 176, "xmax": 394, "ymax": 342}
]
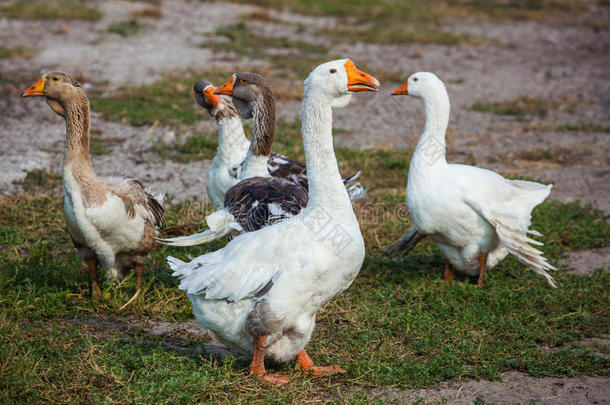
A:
[
  {"xmin": 221, "ymin": 0, "xmax": 591, "ymax": 46},
  {"xmin": 89, "ymin": 70, "xmax": 234, "ymax": 128},
  {"xmin": 470, "ymin": 96, "xmax": 563, "ymax": 118},
  {"xmin": 515, "ymin": 147, "xmax": 593, "ymax": 165},
  {"xmin": 0, "ymin": 45, "xmax": 35, "ymax": 59},
  {"xmin": 12, "ymin": 169, "xmax": 62, "ymax": 193},
  {"xmin": 0, "ymin": 0, "xmax": 102, "ymax": 21},
  {"xmin": 0, "ymin": 185, "xmax": 608, "ymax": 403},
  {"xmin": 224, "ymin": 0, "xmax": 585, "ymax": 22},
  {"xmin": 2, "ymin": 129, "xmax": 609, "ymax": 401},
  {"xmin": 107, "ymin": 19, "xmax": 143, "ymax": 37},
  {"xmin": 317, "ymin": 25, "xmax": 490, "ymax": 46},
  {"xmin": 556, "ymin": 121, "xmax": 610, "ymax": 133},
  {"xmin": 151, "ymin": 131, "xmax": 219, "ymax": 163}
]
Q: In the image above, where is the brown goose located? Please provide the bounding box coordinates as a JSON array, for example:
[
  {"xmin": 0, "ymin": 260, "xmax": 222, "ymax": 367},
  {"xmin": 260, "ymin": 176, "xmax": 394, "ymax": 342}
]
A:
[{"xmin": 22, "ymin": 73, "xmax": 164, "ymax": 303}]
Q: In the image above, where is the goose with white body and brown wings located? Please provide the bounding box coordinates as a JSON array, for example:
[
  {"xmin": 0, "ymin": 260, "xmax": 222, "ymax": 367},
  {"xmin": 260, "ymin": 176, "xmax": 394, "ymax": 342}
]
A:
[
  {"xmin": 22, "ymin": 73, "xmax": 165, "ymax": 304},
  {"xmin": 390, "ymin": 72, "xmax": 556, "ymax": 287},
  {"xmin": 167, "ymin": 59, "xmax": 379, "ymax": 384}
]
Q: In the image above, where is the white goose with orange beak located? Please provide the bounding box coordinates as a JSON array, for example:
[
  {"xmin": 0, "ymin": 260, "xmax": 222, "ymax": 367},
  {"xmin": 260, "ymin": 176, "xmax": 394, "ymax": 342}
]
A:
[
  {"xmin": 167, "ymin": 59, "xmax": 378, "ymax": 384},
  {"xmin": 391, "ymin": 72, "xmax": 556, "ymax": 287}
]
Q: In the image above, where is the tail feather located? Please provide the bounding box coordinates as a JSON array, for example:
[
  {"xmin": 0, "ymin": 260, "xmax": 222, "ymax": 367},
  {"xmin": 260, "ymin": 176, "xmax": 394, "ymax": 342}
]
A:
[
  {"xmin": 494, "ymin": 222, "xmax": 557, "ymax": 288},
  {"xmin": 167, "ymin": 256, "xmax": 187, "ymax": 276},
  {"xmin": 347, "ymin": 182, "xmax": 367, "ymax": 203},
  {"xmin": 342, "ymin": 170, "xmax": 361, "ymax": 185},
  {"xmin": 156, "ymin": 210, "xmax": 242, "ymax": 247},
  {"xmin": 156, "ymin": 227, "xmax": 231, "ymax": 247},
  {"xmin": 383, "ymin": 227, "xmax": 426, "ymax": 257}
]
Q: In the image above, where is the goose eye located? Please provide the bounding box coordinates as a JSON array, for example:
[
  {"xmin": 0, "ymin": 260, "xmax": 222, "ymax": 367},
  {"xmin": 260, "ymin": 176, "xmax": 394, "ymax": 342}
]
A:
[
  {"xmin": 240, "ymin": 78, "xmax": 246, "ymax": 83},
  {"xmin": 329, "ymin": 69, "xmax": 337, "ymax": 74},
  {"xmin": 413, "ymin": 77, "xmax": 418, "ymax": 82},
  {"xmin": 53, "ymin": 77, "xmax": 58, "ymax": 81}
]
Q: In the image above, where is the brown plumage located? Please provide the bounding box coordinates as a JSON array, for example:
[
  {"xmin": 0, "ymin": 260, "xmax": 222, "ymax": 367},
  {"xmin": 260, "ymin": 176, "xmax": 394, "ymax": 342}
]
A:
[{"xmin": 22, "ymin": 72, "xmax": 164, "ymax": 302}]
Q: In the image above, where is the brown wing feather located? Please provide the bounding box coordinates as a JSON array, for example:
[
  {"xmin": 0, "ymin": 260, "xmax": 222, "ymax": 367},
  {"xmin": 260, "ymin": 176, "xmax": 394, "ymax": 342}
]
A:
[
  {"xmin": 110, "ymin": 176, "xmax": 165, "ymax": 228},
  {"xmin": 224, "ymin": 176, "xmax": 308, "ymax": 232}
]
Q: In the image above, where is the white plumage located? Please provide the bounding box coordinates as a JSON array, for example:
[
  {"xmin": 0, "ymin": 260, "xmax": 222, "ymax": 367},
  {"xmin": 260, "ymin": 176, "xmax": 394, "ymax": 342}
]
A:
[
  {"xmin": 394, "ymin": 72, "xmax": 556, "ymax": 286},
  {"xmin": 167, "ymin": 59, "xmax": 379, "ymax": 383}
]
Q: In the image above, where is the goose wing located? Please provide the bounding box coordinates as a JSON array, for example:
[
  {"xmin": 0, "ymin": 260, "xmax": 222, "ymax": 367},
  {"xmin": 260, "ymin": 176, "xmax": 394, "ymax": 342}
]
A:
[{"xmin": 224, "ymin": 176, "xmax": 308, "ymax": 232}]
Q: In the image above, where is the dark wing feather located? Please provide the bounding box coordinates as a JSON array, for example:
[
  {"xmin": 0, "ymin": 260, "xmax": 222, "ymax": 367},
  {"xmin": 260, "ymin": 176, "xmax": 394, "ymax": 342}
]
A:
[
  {"xmin": 224, "ymin": 176, "xmax": 308, "ymax": 232},
  {"xmin": 267, "ymin": 153, "xmax": 308, "ymax": 190},
  {"xmin": 267, "ymin": 152, "xmax": 361, "ymax": 190}
]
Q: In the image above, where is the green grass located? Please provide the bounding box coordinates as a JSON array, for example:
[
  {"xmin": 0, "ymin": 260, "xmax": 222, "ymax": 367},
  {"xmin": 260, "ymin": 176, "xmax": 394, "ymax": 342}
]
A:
[
  {"xmin": 0, "ymin": 45, "xmax": 35, "ymax": 59},
  {"xmin": 12, "ymin": 169, "xmax": 62, "ymax": 193},
  {"xmin": 1, "ymin": 152, "xmax": 608, "ymax": 402},
  {"xmin": 317, "ymin": 25, "xmax": 489, "ymax": 46},
  {"xmin": 107, "ymin": 18, "xmax": 143, "ymax": 37},
  {"xmin": 470, "ymin": 96, "xmax": 562, "ymax": 118},
  {"xmin": 151, "ymin": 131, "xmax": 218, "ymax": 163},
  {"xmin": 557, "ymin": 121, "xmax": 610, "ymax": 133},
  {"xmin": 89, "ymin": 70, "xmax": 234, "ymax": 128},
  {"xmin": 0, "ymin": 0, "xmax": 102, "ymax": 21},
  {"xmin": 221, "ymin": 0, "xmax": 588, "ymax": 46}
]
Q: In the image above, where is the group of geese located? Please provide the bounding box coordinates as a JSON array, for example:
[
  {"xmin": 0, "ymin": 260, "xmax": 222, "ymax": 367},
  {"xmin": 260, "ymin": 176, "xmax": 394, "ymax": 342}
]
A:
[{"xmin": 21, "ymin": 58, "xmax": 556, "ymax": 384}]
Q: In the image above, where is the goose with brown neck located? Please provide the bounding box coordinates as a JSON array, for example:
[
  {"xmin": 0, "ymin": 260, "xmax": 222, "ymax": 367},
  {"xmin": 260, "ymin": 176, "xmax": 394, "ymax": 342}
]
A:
[
  {"xmin": 167, "ymin": 59, "xmax": 378, "ymax": 384},
  {"xmin": 22, "ymin": 72, "xmax": 165, "ymax": 303}
]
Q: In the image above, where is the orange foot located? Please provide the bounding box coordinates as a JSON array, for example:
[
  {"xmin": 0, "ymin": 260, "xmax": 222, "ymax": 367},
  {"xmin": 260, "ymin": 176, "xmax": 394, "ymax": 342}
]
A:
[
  {"xmin": 302, "ymin": 365, "xmax": 346, "ymax": 376},
  {"xmin": 295, "ymin": 350, "xmax": 346, "ymax": 376},
  {"xmin": 249, "ymin": 369, "xmax": 290, "ymax": 385},
  {"xmin": 262, "ymin": 373, "xmax": 290, "ymax": 385}
]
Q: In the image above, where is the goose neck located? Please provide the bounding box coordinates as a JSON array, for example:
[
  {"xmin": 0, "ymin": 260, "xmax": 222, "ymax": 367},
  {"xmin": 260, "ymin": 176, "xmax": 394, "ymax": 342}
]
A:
[
  {"xmin": 301, "ymin": 90, "xmax": 350, "ymax": 211},
  {"xmin": 241, "ymin": 91, "xmax": 275, "ymax": 178},
  {"xmin": 412, "ymin": 90, "xmax": 450, "ymax": 168},
  {"xmin": 216, "ymin": 116, "xmax": 248, "ymax": 163},
  {"xmin": 62, "ymin": 94, "xmax": 95, "ymax": 177}
]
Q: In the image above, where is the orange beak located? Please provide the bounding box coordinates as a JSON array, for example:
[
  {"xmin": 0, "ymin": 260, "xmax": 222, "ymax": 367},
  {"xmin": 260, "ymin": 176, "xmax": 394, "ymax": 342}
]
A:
[
  {"xmin": 214, "ymin": 76, "xmax": 235, "ymax": 96},
  {"xmin": 345, "ymin": 60, "xmax": 379, "ymax": 92},
  {"xmin": 204, "ymin": 85, "xmax": 221, "ymax": 107},
  {"xmin": 22, "ymin": 75, "xmax": 46, "ymax": 98},
  {"xmin": 391, "ymin": 81, "xmax": 408, "ymax": 96}
]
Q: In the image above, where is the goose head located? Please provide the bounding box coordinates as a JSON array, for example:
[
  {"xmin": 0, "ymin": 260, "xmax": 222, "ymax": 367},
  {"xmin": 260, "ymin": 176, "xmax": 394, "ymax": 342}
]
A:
[
  {"xmin": 391, "ymin": 72, "xmax": 445, "ymax": 100},
  {"xmin": 21, "ymin": 72, "xmax": 83, "ymax": 117},
  {"xmin": 193, "ymin": 79, "xmax": 221, "ymax": 115},
  {"xmin": 305, "ymin": 59, "xmax": 379, "ymax": 107},
  {"xmin": 214, "ymin": 72, "xmax": 273, "ymax": 119}
]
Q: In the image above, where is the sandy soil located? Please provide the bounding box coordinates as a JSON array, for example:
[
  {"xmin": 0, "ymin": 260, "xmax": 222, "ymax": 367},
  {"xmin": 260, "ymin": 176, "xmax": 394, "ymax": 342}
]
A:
[{"xmin": 1, "ymin": 1, "xmax": 608, "ymax": 402}]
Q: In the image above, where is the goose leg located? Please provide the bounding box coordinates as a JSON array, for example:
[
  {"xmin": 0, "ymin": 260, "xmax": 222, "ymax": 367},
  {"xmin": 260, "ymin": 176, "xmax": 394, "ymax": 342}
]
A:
[
  {"xmin": 444, "ymin": 260, "xmax": 457, "ymax": 281},
  {"xmin": 87, "ymin": 260, "xmax": 101, "ymax": 297},
  {"xmin": 119, "ymin": 265, "xmax": 143, "ymax": 311},
  {"xmin": 295, "ymin": 349, "xmax": 346, "ymax": 375},
  {"xmin": 477, "ymin": 253, "xmax": 487, "ymax": 286},
  {"xmin": 249, "ymin": 336, "xmax": 289, "ymax": 385}
]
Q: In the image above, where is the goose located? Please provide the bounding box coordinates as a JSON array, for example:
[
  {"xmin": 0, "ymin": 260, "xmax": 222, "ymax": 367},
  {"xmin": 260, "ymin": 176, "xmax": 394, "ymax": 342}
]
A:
[
  {"xmin": 195, "ymin": 79, "xmax": 363, "ymax": 210},
  {"xmin": 391, "ymin": 72, "xmax": 556, "ymax": 287},
  {"xmin": 22, "ymin": 73, "xmax": 165, "ymax": 304},
  {"xmin": 167, "ymin": 59, "xmax": 379, "ymax": 384},
  {"xmin": 194, "ymin": 79, "xmax": 251, "ymax": 209},
  {"xmin": 159, "ymin": 72, "xmax": 362, "ymax": 247}
]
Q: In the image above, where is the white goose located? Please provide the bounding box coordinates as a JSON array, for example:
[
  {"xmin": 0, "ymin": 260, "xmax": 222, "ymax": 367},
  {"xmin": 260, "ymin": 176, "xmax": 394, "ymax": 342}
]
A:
[
  {"xmin": 392, "ymin": 72, "xmax": 556, "ymax": 287},
  {"xmin": 193, "ymin": 80, "xmax": 251, "ymax": 209},
  {"xmin": 167, "ymin": 59, "xmax": 379, "ymax": 384},
  {"xmin": 195, "ymin": 79, "xmax": 363, "ymax": 210},
  {"xmin": 159, "ymin": 72, "xmax": 363, "ymax": 247}
]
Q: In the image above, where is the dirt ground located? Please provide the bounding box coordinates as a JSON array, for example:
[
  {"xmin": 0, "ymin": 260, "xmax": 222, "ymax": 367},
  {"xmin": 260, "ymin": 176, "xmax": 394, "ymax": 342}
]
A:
[{"xmin": 0, "ymin": 1, "xmax": 608, "ymax": 403}]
